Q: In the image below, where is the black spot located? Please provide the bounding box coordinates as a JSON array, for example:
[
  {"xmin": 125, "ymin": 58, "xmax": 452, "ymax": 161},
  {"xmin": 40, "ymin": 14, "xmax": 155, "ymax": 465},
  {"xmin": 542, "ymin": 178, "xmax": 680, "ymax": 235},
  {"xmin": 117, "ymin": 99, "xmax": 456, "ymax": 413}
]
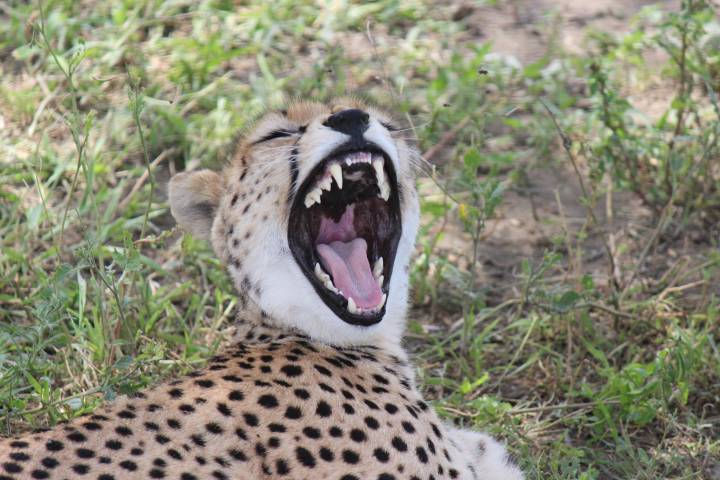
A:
[
  {"xmin": 98, "ymin": 475, "xmax": 115, "ymax": 480},
  {"xmin": 181, "ymin": 474, "xmax": 198, "ymax": 480},
  {"xmin": 392, "ymin": 437, "xmax": 408, "ymax": 452},
  {"xmin": 401, "ymin": 421, "xmax": 415, "ymax": 433},
  {"xmin": 302, "ymin": 426, "xmax": 321, "ymax": 439},
  {"xmin": 9, "ymin": 441, "xmax": 29, "ymax": 449},
  {"xmin": 155, "ymin": 434, "xmax": 170, "ymax": 445},
  {"xmin": 76, "ymin": 448, "xmax": 95, "ymax": 459},
  {"xmin": 295, "ymin": 447, "xmax": 316, "ymax": 468},
  {"xmin": 179, "ymin": 404, "xmax": 195, "ymax": 414},
  {"xmin": 31, "ymin": 469, "xmax": 50, "ymax": 479},
  {"xmin": 342, "ymin": 449, "xmax": 360, "ymax": 464},
  {"xmin": 106, "ymin": 439, "xmax": 123, "ymax": 450},
  {"xmin": 243, "ymin": 412, "xmax": 259, "ymax": 427},
  {"xmin": 206, "ymin": 422, "xmax": 224, "ymax": 434},
  {"xmin": 416, "ymin": 446, "xmax": 429, "ymax": 463},
  {"xmin": 9, "ymin": 452, "xmax": 29, "ymax": 462},
  {"xmin": 276, "ymin": 458, "xmax": 290, "ymax": 475},
  {"xmin": 118, "ymin": 410, "xmax": 136, "ymax": 419},
  {"xmin": 315, "ymin": 401, "xmax": 332, "ymax": 417},
  {"xmin": 115, "ymin": 426, "xmax": 133, "ymax": 436},
  {"xmin": 149, "ymin": 468, "xmax": 166, "ymax": 478},
  {"xmin": 341, "ymin": 476, "xmax": 359, "ymax": 480},
  {"xmin": 378, "ymin": 474, "xmax": 396, "ymax": 480},
  {"xmin": 374, "ymin": 448, "xmax": 390, "ymax": 462},
  {"xmin": 144, "ymin": 422, "xmax": 160, "ymax": 431},
  {"xmin": 71, "ymin": 463, "xmax": 89, "ymax": 474},
  {"xmin": 329, "ymin": 426, "xmax": 343, "ymax": 437},
  {"xmin": 168, "ymin": 388, "xmax": 183, "ymax": 398},
  {"xmin": 40, "ymin": 458, "xmax": 58, "ymax": 469},
  {"xmin": 284, "ymin": 406, "xmax": 302, "ymax": 419},
  {"xmin": 293, "ymin": 388, "xmax": 310, "ymax": 399},
  {"xmin": 258, "ymin": 394, "xmax": 279, "ymax": 409},
  {"xmin": 82, "ymin": 422, "xmax": 102, "ymax": 431},
  {"xmin": 268, "ymin": 423, "xmax": 286, "ymax": 433},
  {"xmin": 364, "ymin": 399, "xmax": 379, "ymax": 410},
  {"xmin": 45, "ymin": 439, "xmax": 64, "ymax": 451},
  {"xmin": 229, "ymin": 390, "xmax": 245, "ymax": 401},
  {"xmin": 281, "ymin": 365, "xmax": 303, "ymax": 377},
  {"xmin": 67, "ymin": 431, "xmax": 87, "ymax": 442},
  {"xmin": 216, "ymin": 403, "xmax": 232, "ymax": 417},
  {"xmin": 384, "ymin": 403, "xmax": 399, "ymax": 414},
  {"xmin": 2, "ymin": 463, "xmax": 22, "ymax": 474},
  {"xmin": 190, "ymin": 435, "xmax": 206, "ymax": 447},
  {"xmin": 342, "ymin": 403, "xmax": 355, "ymax": 415},
  {"xmin": 364, "ymin": 416, "xmax": 380, "ymax": 429},
  {"xmin": 195, "ymin": 379, "xmax": 214, "ymax": 388},
  {"xmin": 314, "ymin": 365, "xmax": 332, "ymax": 376},
  {"xmin": 319, "ymin": 447, "xmax": 334, "ymax": 462},
  {"xmin": 228, "ymin": 449, "xmax": 247, "ymax": 462},
  {"xmin": 373, "ymin": 374, "xmax": 390, "ymax": 385}
]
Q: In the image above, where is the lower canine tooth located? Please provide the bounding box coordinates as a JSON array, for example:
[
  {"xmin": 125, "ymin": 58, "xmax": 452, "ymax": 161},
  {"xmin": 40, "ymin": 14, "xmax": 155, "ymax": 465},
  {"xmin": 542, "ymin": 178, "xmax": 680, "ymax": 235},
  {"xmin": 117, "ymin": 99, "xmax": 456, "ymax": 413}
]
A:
[
  {"xmin": 347, "ymin": 297, "xmax": 358, "ymax": 314},
  {"xmin": 377, "ymin": 275, "xmax": 384, "ymax": 288},
  {"xmin": 380, "ymin": 294, "xmax": 387, "ymax": 308}
]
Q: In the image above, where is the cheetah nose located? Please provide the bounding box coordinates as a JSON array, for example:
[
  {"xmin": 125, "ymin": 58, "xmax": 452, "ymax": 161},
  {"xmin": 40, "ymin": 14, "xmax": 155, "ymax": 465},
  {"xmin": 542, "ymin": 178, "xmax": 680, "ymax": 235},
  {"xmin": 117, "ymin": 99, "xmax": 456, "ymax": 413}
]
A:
[{"xmin": 323, "ymin": 109, "xmax": 370, "ymax": 138}]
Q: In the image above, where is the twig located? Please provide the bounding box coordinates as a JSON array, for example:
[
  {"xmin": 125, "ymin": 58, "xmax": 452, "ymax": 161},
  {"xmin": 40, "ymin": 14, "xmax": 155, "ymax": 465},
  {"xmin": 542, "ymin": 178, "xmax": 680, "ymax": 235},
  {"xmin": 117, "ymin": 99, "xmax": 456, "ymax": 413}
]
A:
[
  {"xmin": 118, "ymin": 148, "xmax": 177, "ymax": 210},
  {"xmin": 422, "ymin": 116, "xmax": 470, "ymax": 163},
  {"xmin": 539, "ymin": 98, "xmax": 620, "ymax": 293}
]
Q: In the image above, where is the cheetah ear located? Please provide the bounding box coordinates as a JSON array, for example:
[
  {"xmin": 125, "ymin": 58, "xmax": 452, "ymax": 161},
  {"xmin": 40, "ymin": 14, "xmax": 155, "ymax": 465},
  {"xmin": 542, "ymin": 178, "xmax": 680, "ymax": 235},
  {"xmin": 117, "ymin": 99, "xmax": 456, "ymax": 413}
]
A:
[{"xmin": 169, "ymin": 170, "xmax": 223, "ymax": 241}]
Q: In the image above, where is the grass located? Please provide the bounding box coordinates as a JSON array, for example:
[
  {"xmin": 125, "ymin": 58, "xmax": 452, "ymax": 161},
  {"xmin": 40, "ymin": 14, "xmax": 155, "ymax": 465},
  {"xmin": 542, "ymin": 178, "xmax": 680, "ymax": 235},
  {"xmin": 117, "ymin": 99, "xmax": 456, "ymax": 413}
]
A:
[{"xmin": 1, "ymin": 0, "xmax": 719, "ymax": 478}]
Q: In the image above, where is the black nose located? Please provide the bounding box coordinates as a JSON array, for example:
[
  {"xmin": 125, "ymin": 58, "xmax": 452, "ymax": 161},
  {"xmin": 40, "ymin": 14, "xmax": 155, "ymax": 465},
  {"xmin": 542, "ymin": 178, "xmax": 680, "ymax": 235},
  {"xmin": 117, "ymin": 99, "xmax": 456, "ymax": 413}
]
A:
[{"xmin": 323, "ymin": 109, "xmax": 370, "ymax": 137}]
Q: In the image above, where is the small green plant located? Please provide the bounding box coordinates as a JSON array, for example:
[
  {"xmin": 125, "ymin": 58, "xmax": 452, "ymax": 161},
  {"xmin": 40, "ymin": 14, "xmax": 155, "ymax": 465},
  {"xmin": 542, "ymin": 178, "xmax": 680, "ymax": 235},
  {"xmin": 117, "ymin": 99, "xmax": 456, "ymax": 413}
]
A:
[{"xmin": 586, "ymin": 0, "xmax": 720, "ymax": 221}]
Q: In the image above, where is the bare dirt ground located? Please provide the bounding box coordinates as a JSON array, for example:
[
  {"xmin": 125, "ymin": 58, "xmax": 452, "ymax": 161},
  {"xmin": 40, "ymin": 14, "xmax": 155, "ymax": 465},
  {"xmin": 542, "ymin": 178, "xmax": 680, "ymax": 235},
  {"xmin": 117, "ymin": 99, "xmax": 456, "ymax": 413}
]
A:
[{"xmin": 415, "ymin": 0, "xmax": 718, "ymax": 316}]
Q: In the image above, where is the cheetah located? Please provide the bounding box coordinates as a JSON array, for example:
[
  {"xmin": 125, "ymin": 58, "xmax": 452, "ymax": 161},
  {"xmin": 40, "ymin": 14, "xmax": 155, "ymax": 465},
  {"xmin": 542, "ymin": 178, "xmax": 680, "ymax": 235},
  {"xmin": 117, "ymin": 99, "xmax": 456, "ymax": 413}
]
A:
[{"xmin": 0, "ymin": 99, "xmax": 524, "ymax": 480}]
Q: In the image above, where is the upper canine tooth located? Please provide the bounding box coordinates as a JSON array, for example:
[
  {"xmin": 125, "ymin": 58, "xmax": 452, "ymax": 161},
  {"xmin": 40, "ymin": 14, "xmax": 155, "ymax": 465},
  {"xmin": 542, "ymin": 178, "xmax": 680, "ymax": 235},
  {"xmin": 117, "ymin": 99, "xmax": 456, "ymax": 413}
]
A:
[
  {"xmin": 377, "ymin": 275, "xmax": 384, "ymax": 288},
  {"xmin": 373, "ymin": 158, "xmax": 385, "ymax": 185},
  {"xmin": 379, "ymin": 181, "xmax": 390, "ymax": 201},
  {"xmin": 347, "ymin": 297, "xmax": 358, "ymax": 314},
  {"xmin": 329, "ymin": 163, "xmax": 343, "ymax": 189}
]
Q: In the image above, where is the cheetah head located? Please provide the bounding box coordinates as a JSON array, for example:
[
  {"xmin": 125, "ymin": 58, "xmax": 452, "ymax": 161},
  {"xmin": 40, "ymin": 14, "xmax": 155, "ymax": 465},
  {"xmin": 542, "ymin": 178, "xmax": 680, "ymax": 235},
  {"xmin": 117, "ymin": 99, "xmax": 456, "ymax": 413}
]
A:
[{"xmin": 169, "ymin": 99, "xmax": 420, "ymax": 346}]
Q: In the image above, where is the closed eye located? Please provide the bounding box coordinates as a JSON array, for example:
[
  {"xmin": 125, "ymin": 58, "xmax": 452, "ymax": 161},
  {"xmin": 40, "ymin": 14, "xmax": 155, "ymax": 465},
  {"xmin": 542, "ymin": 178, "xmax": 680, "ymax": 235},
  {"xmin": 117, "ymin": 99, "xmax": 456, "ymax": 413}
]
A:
[
  {"xmin": 380, "ymin": 122, "xmax": 399, "ymax": 132},
  {"xmin": 253, "ymin": 129, "xmax": 298, "ymax": 144}
]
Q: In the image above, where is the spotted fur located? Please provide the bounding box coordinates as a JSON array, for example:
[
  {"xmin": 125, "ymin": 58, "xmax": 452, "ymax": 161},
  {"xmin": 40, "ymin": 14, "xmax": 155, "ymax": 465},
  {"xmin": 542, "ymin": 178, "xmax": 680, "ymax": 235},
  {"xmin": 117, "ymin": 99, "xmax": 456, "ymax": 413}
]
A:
[{"xmin": 0, "ymin": 99, "xmax": 523, "ymax": 480}]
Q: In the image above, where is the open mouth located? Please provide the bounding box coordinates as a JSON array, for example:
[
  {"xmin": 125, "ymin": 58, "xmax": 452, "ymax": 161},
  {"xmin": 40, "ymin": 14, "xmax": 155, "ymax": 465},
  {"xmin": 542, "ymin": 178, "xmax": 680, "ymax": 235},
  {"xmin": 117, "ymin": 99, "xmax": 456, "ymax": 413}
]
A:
[{"xmin": 288, "ymin": 143, "xmax": 402, "ymax": 326}]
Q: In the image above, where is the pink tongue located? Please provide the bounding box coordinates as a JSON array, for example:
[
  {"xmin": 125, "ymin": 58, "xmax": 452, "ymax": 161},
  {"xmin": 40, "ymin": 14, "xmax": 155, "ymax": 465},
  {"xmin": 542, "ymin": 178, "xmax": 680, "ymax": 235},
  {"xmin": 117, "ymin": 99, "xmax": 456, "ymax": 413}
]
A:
[{"xmin": 316, "ymin": 238, "xmax": 383, "ymax": 310}]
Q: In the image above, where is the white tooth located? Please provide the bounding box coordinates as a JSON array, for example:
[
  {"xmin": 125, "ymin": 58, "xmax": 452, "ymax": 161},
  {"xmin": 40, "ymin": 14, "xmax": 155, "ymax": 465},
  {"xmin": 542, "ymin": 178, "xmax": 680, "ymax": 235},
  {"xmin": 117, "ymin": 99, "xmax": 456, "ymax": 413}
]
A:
[
  {"xmin": 324, "ymin": 279, "xmax": 339, "ymax": 294},
  {"xmin": 373, "ymin": 158, "xmax": 385, "ymax": 185},
  {"xmin": 379, "ymin": 181, "xmax": 390, "ymax": 201},
  {"xmin": 373, "ymin": 257, "xmax": 384, "ymax": 278},
  {"xmin": 314, "ymin": 263, "xmax": 326, "ymax": 281},
  {"xmin": 380, "ymin": 293, "xmax": 387, "ymax": 308},
  {"xmin": 329, "ymin": 163, "xmax": 343, "ymax": 189},
  {"xmin": 360, "ymin": 152, "xmax": 371, "ymax": 163},
  {"xmin": 304, "ymin": 194, "xmax": 317, "ymax": 208},
  {"xmin": 377, "ymin": 275, "xmax": 384, "ymax": 288},
  {"xmin": 347, "ymin": 297, "xmax": 358, "ymax": 314},
  {"xmin": 319, "ymin": 175, "xmax": 332, "ymax": 191}
]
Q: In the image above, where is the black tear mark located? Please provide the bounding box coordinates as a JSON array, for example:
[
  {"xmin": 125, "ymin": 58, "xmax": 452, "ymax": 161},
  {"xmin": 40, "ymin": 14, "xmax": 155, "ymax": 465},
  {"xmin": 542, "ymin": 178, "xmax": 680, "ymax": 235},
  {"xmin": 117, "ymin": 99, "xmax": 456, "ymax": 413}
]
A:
[
  {"xmin": 288, "ymin": 145, "xmax": 299, "ymax": 204},
  {"xmin": 252, "ymin": 130, "xmax": 296, "ymax": 145}
]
